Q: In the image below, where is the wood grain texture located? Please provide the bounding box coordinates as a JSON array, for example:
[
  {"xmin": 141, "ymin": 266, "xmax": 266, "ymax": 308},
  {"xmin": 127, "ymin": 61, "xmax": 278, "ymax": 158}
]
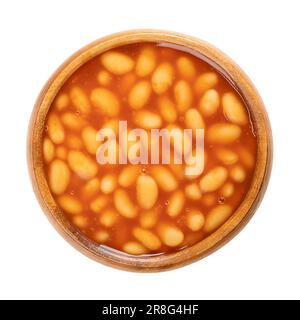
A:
[{"xmin": 27, "ymin": 30, "xmax": 273, "ymax": 272}]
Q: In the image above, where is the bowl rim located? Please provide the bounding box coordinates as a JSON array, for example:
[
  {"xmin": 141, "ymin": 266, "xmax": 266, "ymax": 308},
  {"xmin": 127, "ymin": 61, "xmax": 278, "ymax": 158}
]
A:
[{"xmin": 27, "ymin": 29, "xmax": 273, "ymax": 272}]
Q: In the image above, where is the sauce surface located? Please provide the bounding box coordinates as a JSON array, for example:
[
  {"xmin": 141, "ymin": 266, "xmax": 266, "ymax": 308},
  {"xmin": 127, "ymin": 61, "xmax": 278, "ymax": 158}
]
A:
[{"xmin": 43, "ymin": 42, "xmax": 257, "ymax": 255}]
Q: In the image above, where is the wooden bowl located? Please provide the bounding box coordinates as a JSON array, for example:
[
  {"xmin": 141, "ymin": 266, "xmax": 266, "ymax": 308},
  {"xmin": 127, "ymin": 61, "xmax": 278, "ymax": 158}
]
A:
[{"xmin": 27, "ymin": 30, "xmax": 272, "ymax": 272}]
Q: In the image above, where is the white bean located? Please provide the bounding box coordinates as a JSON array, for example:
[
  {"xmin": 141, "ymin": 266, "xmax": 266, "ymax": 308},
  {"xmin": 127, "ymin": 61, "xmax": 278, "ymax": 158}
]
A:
[
  {"xmin": 100, "ymin": 174, "xmax": 117, "ymax": 194},
  {"xmin": 222, "ymin": 92, "xmax": 248, "ymax": 125},
  {"xmin": 67, "ymin": 150, "xmax": 98, "ymax": 180},
  {"xmin": 70, "ymin": 86, "xmax": 91, "ymax": 114},
  {"xmin": 139, "ymin": 209, "xmax": 158, "ymax": 228},
  {"xmin": 49, "ymin": 159, "xmax": 70, "ymax": 195},
  {"xmin": 151, "ymin": 166, "xmax": 178, "ymax": 192},
  {"xmin": 94, "ymin": 230, "xmax": 110, "ymax": 243},
  {"xmin": 81, "ymin": 178, "xmax": 101, "ymax": 199},
  {"xmin": 43, "ymin": 138, "xmax": 55, "ymax": 163},
  {"xmin": 128, "ymin": 80, "xmax": 151, "ymax": 109},
  {"xmin": 199, "ymin": 89, "xmax": 220, "ymax": 116},
  {"xmin": 230, "ymin": 165, "xmax": 246, "ymax": 183},
  {"xmin": 157, "ymin": 96, "xmax": 177, "ymax": 123},
  {"xmin": 101, "ymin": 119, "xmax": 119, "ymax": 136},
  {"xmin": 204, "ymin": 205, "xmax": 233, "ymax": 232},
  {"xmin": 136, "ymin": 175, "xmax": 158, "ymax": 210},
  {"xmin": 215, "ymin": 148, "xmax": 238, "ymax": 165},
  {"xmin": 54, "ymin": 93, "xmax": 69, "ymax": 111},
  {"xmin": 174, "ymin": 80, "xmax": 193, "ymax": 113},
  {"xmin": 184, "ymin": 108, "xmax": 205, "ymax": 129},
  {"xmin": 90, "ymin": 195, "xmax": 108, "ymax": 213},
  {"xmin": 97, "ymin": 70, "xmax": 112, "ymax": 86},
  {"xmin": 207, "ymin": 123, "xmax": 241, "ymax": 144},
  {"xmin": 101, "ymin": 51, "xmax": 134, "ymax": 75},
  {"xmin": 135, "ymin": 47, "xmax": 156, "ymax": 77},
  {"xmin": 99, "ymin": 208, "xmax": 118, "ymax": 227},
  {"xmin": 114, "ymin": 189, "xmax": 137, "ymax": 218},
  {"xmin": 81, "ymin": 126, "xmax": 99, "ymax": 154},
  {"xmin": 158, "ymin": 224, "xmax": 184, "ymax": 247},
  {"xmin": 176, "ymin": 56, "xmax": 196, "ymax": 80},
  {"xmin": 220, "ymin": 182, "xmax": 235, "ymax": 198},
  {"xmin": 90, "ymin": 88, "xmax": 120, "ymax": 116},
  {"xmin": 185, "ymin": 183, "xmax": 202, "ymax": 200},
  {"xmin": 58, "ymin": 195, "xmax": 82, "ymax": 215},
  {"xmin": 118, "ymin": 165, "xmax": 141, "ymax": 187},
  {"xmin": 73, "ymin": 216, "xmax": 88, "ymax": 228},
  {"xmin": 194, "ymin": 72, "xmax": 218, "ymax": 95},
  {"xmin": 133, "ymin": 227, "xmax": 161, "ymax": 250},
  {"xmin": 167, "ymin": 191, "xmax": 185, "ymax": 217},
  {"xmin": 151, "ymin": 63, "xmax": 174, "ymax": 94},
  {"xmin": 134, "ymin": 110, "xmax": 162, "ymax": 129},
  {"xmin": 199, "ymin": 166, "xmax": 228, "ymax": 193},
  {"xmin": 237, "ymin": 146, "xmax": 255, "ymax": 169},
  {"xmin": 186, "ymin": 209, "xmax": 205, "ymax": 231},
  {"xmin": 47, "ymin": 114, "xmax": 65, "ymax": 144},
  {"xmin": 123, "ymin": 241, "xmax": 147, "ymax": 255},
  {"xmin": 61, "ymin": 112, "xmax": 86, "ymax": 130}
]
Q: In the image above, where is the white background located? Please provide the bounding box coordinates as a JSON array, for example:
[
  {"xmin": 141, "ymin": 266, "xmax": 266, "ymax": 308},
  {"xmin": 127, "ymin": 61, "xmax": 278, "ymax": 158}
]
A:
[{"xmin": 0, "ymin": 0, "xmax": 299, "ymax": 300}]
